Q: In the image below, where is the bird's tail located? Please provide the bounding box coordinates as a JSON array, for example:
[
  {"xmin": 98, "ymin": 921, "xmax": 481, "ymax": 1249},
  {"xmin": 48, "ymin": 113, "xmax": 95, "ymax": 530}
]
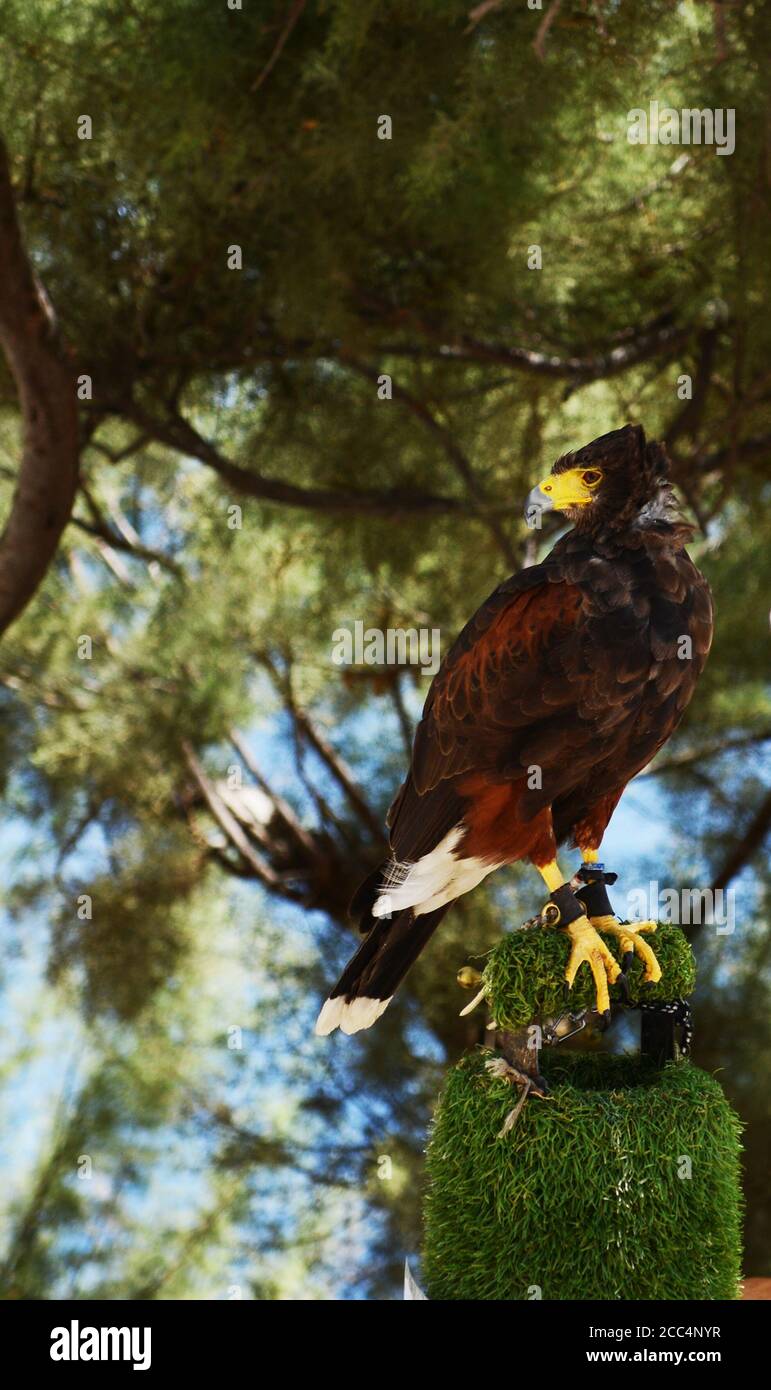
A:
[{"xmin": 314, "ymin": 892, "xmax": 451, "ymax": 1036}]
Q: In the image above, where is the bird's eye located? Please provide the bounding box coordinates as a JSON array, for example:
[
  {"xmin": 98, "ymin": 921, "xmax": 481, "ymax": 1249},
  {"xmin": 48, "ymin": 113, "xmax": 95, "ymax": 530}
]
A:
[{"xmin": 582, "ymin": 469, "xmax": 602, "ymax": 487}]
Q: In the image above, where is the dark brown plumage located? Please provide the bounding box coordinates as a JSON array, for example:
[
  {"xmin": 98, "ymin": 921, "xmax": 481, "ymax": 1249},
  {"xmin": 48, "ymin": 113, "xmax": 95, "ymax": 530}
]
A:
[{"xmin": 316, "ymin": 424, "xmax": 713, "ymax": 1036}]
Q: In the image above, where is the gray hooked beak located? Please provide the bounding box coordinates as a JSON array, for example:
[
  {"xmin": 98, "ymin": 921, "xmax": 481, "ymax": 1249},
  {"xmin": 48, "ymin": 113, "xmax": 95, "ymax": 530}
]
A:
[{"xmin": 524, "ymin": 484, "xmax": 554, "ymax": 530}]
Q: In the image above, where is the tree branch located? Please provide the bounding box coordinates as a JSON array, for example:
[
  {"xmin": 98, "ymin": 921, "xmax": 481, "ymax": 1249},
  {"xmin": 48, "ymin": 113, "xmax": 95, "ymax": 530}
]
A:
[
  {"xmin": 636, "ymin": 728, "xmax": 771, "ymax": 780},
  {"xmin": 262, "ymin": 655, "xmax": 385, "ymax": 842},
  {"xmin": 533, "ymin": 0, "xmax": 562, "ymax": 62},
  {"xmin": 366, "ymin": 317, "xmax": 692, "ymax": 382},
  {"xmin": 229, "ymin": 727, "xmax": 323, "ymax": 864},
  {"xmin": 122, "ymin": 404, "xmax": 467, "ymax": 519},
  {"xmin": 340, "ymin": 356, "xmax": 519, "ymax": 566},
  {"xmin": 71, "ymin": 484, "xmax": 183, "ymax": 577},
  {"xmin": 711, "ymin": 786, "xmax": 771, "ymax": 892},
  {"xmin": 0, "ymin": 137, "xmax": 79, "ymax": 635},
  {"xmin": 694, "ymin": 432, "xmax": 771, "ymax": 476},
  {"xmin": 664, "ymin": 326, "xmax": 719, "ymax": 451},
  {"xmin": 181, "ymin": 739, "xmax": 286, "ymax": 890},
  {"xmin": 251, "ymin": 0, "xmax": 307, "ymax": 93}
]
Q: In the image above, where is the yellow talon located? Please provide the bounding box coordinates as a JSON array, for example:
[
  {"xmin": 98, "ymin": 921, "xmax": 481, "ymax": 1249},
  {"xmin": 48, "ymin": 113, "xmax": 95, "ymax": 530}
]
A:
[
  {"xmin": 589, "ymin": 914, "xmax": 662, "ymax": 984},
  {"xmin": 563, "ymin": 914, "xmax": 622, "ymax": 1016}
]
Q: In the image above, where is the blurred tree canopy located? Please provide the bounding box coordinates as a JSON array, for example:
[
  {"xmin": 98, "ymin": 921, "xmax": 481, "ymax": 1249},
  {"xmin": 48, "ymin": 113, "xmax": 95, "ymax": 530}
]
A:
[{"xmin": 0, "ymin": 0, "xmax": 769, "ymax": 1298}]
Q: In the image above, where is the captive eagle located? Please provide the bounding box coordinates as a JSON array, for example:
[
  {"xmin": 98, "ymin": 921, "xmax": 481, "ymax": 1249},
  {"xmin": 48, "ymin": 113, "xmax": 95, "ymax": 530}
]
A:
[{"xmin": 316, "ymin": 424, "xmax": 713, "ymax": 1036}]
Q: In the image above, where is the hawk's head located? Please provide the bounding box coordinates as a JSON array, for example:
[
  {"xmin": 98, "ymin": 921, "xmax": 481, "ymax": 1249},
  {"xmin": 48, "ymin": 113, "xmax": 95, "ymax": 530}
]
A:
[{"xmin": 525, "ymin": 424, "xmax": 672, "ymax": 533}]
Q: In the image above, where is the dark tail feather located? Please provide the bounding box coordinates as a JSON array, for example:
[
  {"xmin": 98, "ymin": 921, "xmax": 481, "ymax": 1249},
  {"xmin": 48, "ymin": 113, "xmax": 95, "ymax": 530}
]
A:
[
  {"xmin": 315, "ymin": 902, "xmax": 451, "ymax": 1036},
  {"xmin": 348, "ymin": 864, "xmax": 385, "ymax": 930}
]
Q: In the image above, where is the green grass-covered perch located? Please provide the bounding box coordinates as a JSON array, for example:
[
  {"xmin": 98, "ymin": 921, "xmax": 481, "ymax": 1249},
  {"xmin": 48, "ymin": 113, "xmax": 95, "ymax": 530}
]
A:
[
  {"xmin": 479, "ymin": 921, "xmax": 696, "ymax": 1031},
  {"xmin": 423, "ymin": 1051, "xmax": 742, "ymax": 1301},
  {"xmin": 421, "ymin": 925, "xmax": 742, "ymax": 1301}
]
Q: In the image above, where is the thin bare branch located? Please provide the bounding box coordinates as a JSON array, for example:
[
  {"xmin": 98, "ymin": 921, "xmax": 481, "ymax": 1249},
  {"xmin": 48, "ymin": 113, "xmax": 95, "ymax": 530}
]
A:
[
  {"xmin": 711, "ymin": 787, "xmax": 771, "ymax": 892},
  {"xmin": 466, "ymin": 0, "xmax": 505, "ymax": 33},
  {"xmin": 71, "ymin": 485, "xmax": 183, "ymax": 577},
  {"xmin": 263, "ymin": 656, "xmax": 385, "ymax": 842},
  {"xmin": 181, "ymin": 740, "xmax": 285, "ymax": 888},
  {"xmin": 123, "ymin": 404, "xmax": 467, "ymax": 520},
  {"xmin": 229, "ymin": 728, "xmax": 323, "ymax": 862},
  {"xmin": 340, "ymin": 356, "xmax": 519, "ymax": 566},
  {"xmin": 664, "ymin": 326, "xmax": 719, "ymax": 451},
  {"xmin": 533, "ymin": 0, "xmax": 562, "ymax": 61},
  {"xmin": 372, "ymin": 317, "xmax": 692, "ymax": 381},
  {"xmin": 390, "ymin": 676, "xmax": 415, "ymax": 762},
  {"xmin": 88, "ymin": 433, "xmax": 151, "ymax": 465},
  {"xmin": 636, "ymin": 728, "xmax": 771, "ymax": 779},
  {"xmin": 251, "ymin": 0, "xmax": 307, "ymax": 93}
]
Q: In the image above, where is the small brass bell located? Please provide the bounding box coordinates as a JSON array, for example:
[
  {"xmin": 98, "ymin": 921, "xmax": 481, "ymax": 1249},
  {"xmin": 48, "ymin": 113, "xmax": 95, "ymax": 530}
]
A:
[{"xmin": 457, "ymin": 965, "xmax": 483, "ymax": 990}]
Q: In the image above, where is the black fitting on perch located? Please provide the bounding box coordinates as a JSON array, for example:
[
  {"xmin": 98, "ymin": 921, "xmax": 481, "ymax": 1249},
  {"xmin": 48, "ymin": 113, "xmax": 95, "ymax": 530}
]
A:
[{"xmin": 639, "ymin": 997, "xmax": 693, "ymax": 1063}]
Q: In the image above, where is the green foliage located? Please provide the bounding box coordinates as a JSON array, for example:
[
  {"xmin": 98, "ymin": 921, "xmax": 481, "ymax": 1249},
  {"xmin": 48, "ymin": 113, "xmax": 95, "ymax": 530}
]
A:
[
  {"xmin": 47, "ymin": 829, "xmax": 204, "ymax": 1021},
  {"xmin": 423, "ymin": 1051, "xmax": 743, "ymax": 1301},
  {"xmin": 481, "ymin": 923, "xmax": 696, "ymax": 1031}
]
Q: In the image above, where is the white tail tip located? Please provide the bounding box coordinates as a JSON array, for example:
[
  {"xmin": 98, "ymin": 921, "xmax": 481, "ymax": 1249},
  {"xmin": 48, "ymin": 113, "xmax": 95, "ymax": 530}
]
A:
[{"xmin": 315, "ymin": 994, "xmax": 393, "ymax": 1036}]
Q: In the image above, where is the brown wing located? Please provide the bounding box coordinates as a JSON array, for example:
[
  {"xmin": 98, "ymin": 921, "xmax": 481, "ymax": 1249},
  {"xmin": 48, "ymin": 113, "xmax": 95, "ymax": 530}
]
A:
[
  {"xmin": 387, "ymin": 571, "xmax": 647, "ymax": 862},
  {"xmin": 551, "ymin": 540, "xmax": 714, "ymax": 842},
  {"xmin": 411, "ymin": 581, "xmax": 587, "ymax": 793},
  {"xmin": 388, "ymin": 539, "xmax": 712, "ymax": 863}
]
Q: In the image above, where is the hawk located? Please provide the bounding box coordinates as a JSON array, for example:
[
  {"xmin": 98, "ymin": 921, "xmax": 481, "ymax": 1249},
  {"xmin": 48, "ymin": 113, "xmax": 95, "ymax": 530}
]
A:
[{"xmin": 316, "ymin": 425, "xmax": 713, "ymax": 1036}]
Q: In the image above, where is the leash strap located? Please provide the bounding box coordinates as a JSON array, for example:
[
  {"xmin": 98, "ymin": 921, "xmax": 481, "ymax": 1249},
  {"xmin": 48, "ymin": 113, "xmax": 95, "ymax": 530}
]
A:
[
  {"xmin": 575, "ymin": 863, "xmax": 618, "ymax": 916},
  {"xmin": 546, "ymin": 883, "xmax": 586, "ymax": 927}
]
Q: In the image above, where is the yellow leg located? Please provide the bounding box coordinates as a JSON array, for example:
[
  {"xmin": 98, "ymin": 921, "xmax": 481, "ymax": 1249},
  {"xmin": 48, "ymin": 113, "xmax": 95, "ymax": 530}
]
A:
[
  {"xmin": 535, "ymin": 859, "xmax": 565, "ymax": 893},
  {"xmin": 576, "ymin": 853, "xmax": 662, "ymax": 985},
  {"xmin": 535, "ymin": 859, "xmax": 621, "ymax": 1016}
]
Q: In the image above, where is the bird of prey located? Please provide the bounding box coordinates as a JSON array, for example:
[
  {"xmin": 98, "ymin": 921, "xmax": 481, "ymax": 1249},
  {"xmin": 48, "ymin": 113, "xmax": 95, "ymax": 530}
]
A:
[{"xmin": 316, "ymin": 424, "xmax": 713, "ymax": 1036}]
